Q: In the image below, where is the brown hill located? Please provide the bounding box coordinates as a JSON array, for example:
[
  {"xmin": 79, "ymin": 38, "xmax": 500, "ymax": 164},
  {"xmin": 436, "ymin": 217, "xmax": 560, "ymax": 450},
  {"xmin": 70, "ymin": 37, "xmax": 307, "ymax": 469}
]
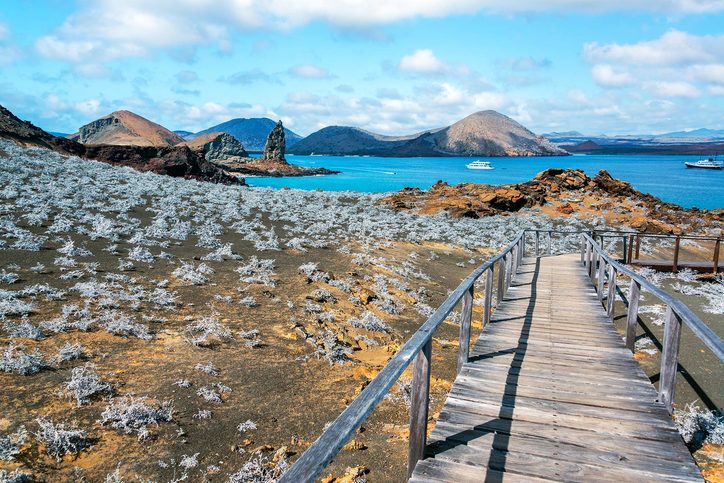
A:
[
  {"xmin": 0, "ymin": 104, "xmax": 240, "ymax": 184},
  {"xmin": 70, "ymin": 110, "xmax": 185, "ymax": 147},
  {"xmin": 428, "ymin": 110, "xmax": 565, "ymax": 156}
]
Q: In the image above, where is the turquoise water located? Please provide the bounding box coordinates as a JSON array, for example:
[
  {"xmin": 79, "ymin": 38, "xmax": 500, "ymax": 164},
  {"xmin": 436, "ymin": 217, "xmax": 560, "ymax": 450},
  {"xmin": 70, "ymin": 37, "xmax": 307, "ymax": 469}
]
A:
[{"xmin": 247, "ymin": 154, "xmax": 724, "ymax": 209}]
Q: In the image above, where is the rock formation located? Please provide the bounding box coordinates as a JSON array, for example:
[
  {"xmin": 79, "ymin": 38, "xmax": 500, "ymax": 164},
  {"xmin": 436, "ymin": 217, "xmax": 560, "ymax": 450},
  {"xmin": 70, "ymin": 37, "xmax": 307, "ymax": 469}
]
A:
[
  {"xmin": 179, "ymin": 132, "xmax": 249, "ymax": 164},
  {"xmin": 0, "ymin": 104, "xmax": 241, "ymax": 185},
  {"xmin": 69, "ymin": 110, "xmax": 185, "ymax": 147},
  {"xmin": 381, "ymin": 168, "xmax": 721, "ymax": 233},
  {"xmin": 262, "ymin": 120, "xmax": 286, "ymax": 161}
]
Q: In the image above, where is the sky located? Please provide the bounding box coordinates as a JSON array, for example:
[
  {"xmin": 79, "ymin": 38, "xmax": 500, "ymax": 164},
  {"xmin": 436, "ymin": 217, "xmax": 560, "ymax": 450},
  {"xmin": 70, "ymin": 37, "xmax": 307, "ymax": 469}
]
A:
[{"xmin": 0, "ymin": 1, "xmax": 723, "ymax": 137}]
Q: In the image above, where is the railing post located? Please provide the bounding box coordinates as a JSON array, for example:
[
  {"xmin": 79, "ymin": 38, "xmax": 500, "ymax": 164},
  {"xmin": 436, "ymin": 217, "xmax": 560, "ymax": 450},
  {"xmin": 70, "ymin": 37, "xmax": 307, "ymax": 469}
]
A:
[
  {"xmin": 659, "ymin": 307, "xmax": 682, "ymax": 414},
  {"xmin": 627, "ymin": 234, "xmax": 634, "ymax": 264},
  {"xmin": 547, "ymin": 230, "xmax": 552, "ymax": 255},
  {"xmin": 590, "ymin": 249, "xmax": 598, "ymax": 281},
  {"xmin": 497, "ymin": 256, "xmax": 506, "ymax": 303},
  {"xmin": 622, "ymin": 235, "xmax": 628, "ymax": 263},
  {"xmin": 712, "ymin": 238, "xmax": 720, "ymax": 274},
  {"xmin": 407, "ymin": 339, "xmax": 432, "ymax": 477},
  {"xmin": 672, "ymin": 236, "xmax": 681, "ymax": 272},
  {"xmin": 535, "ymin": 231, "xmax": 539, "ymax": 257},
  {"xmin": 635, "ymin": 234, "xmax": 641, "ymax": 260},
  {"xmin": 625, "ymin": 279, "xmax": 641, "ymax": 352},
  {"xmin": 517, "ymin": 239, "xmax": 523, "ymax": 269},
  {"xmin": 597, "ymin": 259, "xmax": 606, "ymax": 302},
  {"xmin": 606, "ymin": 265, "xmax": 616, "ymax": 320},
  {"xmin": 505, "ymin": 250, "xmax": 513, "ymax": 293},
  {"xmin": 585, "ymin": 241, "xmax": 591, "ymax": 269},
  {"xmin": 484, "ymin": 267, "xmax": 493, "ymax": 328},
  {"xmin": 521, "ymin": 232, "xmax": 526, "ymax": 259},
  {"xmin": 457, "ymin": 286, "xmax": 473, "ymax": 373}
]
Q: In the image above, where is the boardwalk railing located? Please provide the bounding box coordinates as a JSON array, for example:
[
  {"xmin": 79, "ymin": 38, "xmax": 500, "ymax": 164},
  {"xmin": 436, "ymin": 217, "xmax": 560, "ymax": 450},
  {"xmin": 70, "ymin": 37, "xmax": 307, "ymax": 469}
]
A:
[
  {"xmin": 279, "ymin": 233, "xmax": 525, "ymax": 482},
  {"xmin": 581, "ymin": 233, "xmax": 724, "ymax": 413}
]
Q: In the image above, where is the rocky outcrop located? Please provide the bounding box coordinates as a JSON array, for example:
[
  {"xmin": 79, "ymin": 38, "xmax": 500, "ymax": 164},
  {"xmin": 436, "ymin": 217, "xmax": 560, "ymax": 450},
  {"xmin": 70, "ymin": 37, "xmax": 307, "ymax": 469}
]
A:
[
  {"xmin": 180, "ymin": 132, "xmax": 249, "ymax": 164},
  {"xmin": 381, "ymin": 168, "xmax": 720, "ymax": 233},
  {"xmin": 0, "ymin": 104, "xmax": 241, "ymax": 185},
  {"xmin": 70, "ymin": 110, "xmax": 185, "ymax": 147},
  {"xmin": 262, "ymin": 120, "xmax": 286, "ymax": 161},
  {"xmin": 289, "ymin": 110, "xmax": 567, "ymax": 157},
  {"xmin": 191, "ymin": 118, "xmax": 302, "ymax": 151}
]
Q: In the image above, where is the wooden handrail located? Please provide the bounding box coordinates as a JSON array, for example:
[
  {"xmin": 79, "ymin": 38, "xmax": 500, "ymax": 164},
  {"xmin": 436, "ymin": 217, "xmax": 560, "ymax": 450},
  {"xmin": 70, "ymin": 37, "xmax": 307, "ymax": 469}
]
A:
[
  {"xmin": 279, "ymin": 233, "xmax": 524, "ymax": 482},
  {"xmin": 581, "ymin": 233, "xmax": 724, "ymax": 413}
]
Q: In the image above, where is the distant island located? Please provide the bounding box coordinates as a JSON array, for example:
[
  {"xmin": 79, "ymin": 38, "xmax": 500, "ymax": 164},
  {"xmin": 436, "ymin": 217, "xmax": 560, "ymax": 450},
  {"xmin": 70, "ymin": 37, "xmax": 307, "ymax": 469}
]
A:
[{"xmin": 289, "ymin": 110, "xmax": 567, "ymax": 157}]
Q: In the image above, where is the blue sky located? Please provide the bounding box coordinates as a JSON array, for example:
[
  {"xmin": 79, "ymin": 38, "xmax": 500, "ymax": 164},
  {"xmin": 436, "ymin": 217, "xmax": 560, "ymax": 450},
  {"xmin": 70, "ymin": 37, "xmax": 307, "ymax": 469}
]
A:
[{"xmin": 1, "ymin": 1, "xmax": 723, "ymax": 136}]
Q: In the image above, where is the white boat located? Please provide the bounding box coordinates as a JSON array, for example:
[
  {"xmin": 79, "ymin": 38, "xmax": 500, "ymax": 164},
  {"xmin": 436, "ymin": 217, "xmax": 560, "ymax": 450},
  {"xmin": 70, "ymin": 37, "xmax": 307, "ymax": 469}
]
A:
[
  {"xmin": 466, "ymin": 160, "xmax": 494, "ymax": 170},
  {"xmin": 685, "ymin": 157, "xmax": 723, "ymax": 170}
]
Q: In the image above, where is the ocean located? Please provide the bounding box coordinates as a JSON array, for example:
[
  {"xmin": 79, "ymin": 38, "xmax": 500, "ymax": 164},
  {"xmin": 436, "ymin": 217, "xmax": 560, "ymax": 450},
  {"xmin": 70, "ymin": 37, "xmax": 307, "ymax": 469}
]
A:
[{"xmin": 246, "ymin": 154, "xmax": 724, "ymax": 210}]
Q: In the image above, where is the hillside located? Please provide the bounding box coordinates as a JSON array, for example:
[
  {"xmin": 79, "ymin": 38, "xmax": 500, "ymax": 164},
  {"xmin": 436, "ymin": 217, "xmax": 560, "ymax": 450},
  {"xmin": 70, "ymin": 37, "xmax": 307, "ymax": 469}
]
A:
[
  {"xmin": 0, "ymin": 104, "xmax": 239, "ymax": 184},
  {"xmin": 289, "ymin": 111, "xmax": 565, "ymax": 157},
  {"xmin": 69, "ymin": 110, "xmax": 185, "ymax": 147},
  {"xmin": 192, "ymin": 118, "xmax": 302, "ymax": 151},
  {"xmin": 288, "ymin": 126, "xmax": 419, "ymax": 155}
]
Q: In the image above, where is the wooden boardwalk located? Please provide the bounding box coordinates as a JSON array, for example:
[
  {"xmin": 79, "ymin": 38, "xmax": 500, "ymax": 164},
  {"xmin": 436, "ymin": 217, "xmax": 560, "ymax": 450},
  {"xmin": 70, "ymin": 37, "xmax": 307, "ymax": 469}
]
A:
[{"xmin": 410, "ymin": 254, "xmax": 703, "ymax": 482}]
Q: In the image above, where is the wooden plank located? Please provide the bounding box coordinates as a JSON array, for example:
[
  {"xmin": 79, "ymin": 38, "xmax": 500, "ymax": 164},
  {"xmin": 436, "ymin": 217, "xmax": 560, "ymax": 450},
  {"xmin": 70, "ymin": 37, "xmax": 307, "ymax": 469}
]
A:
[
  {"xmin": 411, "ymin": 457, "xmax": 556, "ymax": 483},
  {"xmin": 430, "ymin": 414, "xmax": 693, "ymax": 463},
  {"xmin": 408, "ymin": 339, "xmax": 432, "ymax": 478},
  {"xmin": 440, "ymin": 396, "xmax": 683, "ymax": 443},
  {"xmin": 427, "ymin": 435, "xmax": 701, "ymax": 482}
]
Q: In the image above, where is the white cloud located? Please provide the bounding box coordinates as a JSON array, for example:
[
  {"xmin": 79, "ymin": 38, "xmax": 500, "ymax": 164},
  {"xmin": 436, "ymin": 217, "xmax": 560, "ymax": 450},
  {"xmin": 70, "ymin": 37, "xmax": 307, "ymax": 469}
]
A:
[
  {"xmin": 398, "ymin": 49, "xmax": 468, "ymax": 76},
  {"xmin": 584, "ymin": 30, "xmax": 724, "ymax": 98},
  {"xmin": 74, "ymin": 99, "xmax": 102, "ymax": 116},
  {"xmin": 584, "ymin": 30, "xmax": 724, "ymax": 66},
  {"xmin": 34, "ymin": 1, "xmax": 724, "ymax": 64},
  {"xmin": 399, "ymin": 49, "xmax": 447, "ymax": 74},
  {"xmin": 644, "ymin": 81, "xmax": 701, "ymax": 97},
  {"xmin": 591, "ymin": 64, "xmax": 635, "ymax": 87},
  {"xmin": 288, "ymin": 64, "xmax": 332, "ymax": 79}
]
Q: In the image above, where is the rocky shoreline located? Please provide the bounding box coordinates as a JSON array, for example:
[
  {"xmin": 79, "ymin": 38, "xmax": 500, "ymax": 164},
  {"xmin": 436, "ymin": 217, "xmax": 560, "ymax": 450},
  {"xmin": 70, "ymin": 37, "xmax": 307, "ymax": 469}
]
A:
[{"xmin": 382, "ymin": 168, "xmax": 723, "ymax": 235}]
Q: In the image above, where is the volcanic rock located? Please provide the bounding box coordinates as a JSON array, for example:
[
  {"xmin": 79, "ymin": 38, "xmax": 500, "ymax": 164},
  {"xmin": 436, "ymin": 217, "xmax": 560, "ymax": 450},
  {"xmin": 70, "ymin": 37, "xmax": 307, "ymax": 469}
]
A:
[
  {"xmin": 381, "ymin": 167, "xmax": 720, "ymax": 234},
  {"xmin": 180, "ymin": 132, "xmax": 249, "ymax": 164},
  {"xmin": 70, "ymin": 110, "xmax": 185, "ymax": 147},
  {"xmin": 262, "ymin": 120, "xmax": 286, "ymax": 161}
]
